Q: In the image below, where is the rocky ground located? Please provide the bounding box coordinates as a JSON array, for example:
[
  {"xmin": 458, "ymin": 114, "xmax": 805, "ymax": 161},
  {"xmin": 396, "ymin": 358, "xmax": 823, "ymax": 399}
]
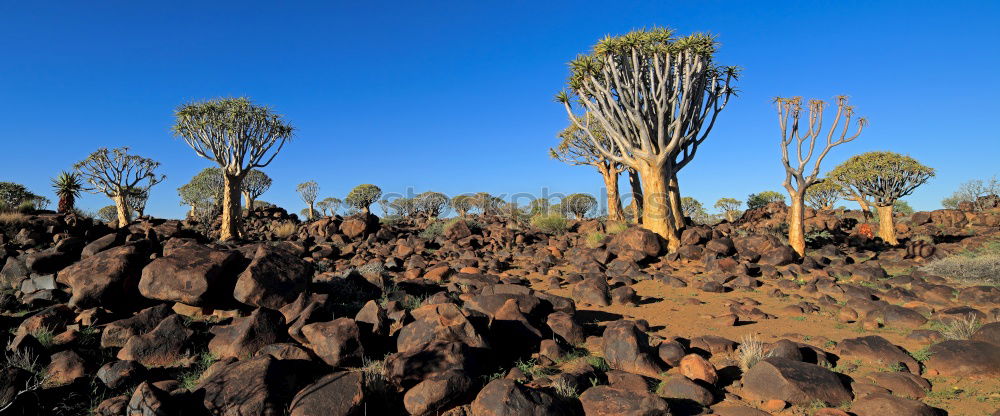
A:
[{"xmin": 1, "ymin": 203, "xmax": 998, "ymax": 416}]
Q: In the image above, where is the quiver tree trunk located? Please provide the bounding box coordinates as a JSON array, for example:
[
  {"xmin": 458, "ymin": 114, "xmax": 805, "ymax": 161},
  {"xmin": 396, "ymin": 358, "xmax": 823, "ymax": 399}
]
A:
[
  {"xmin": 787, "ymin": 193, "xmax": 806, "ymax": 256},
  {"xmin": 600, "ymin": 165, "xmax": 625, "ymax": 222},
  {"xmin": 628, "ymin": 168, "xmax": 643, "ymax": 225},
  {"xmin": 220, "ymin": 173, "xmax": 243, "ymax": 240},
  {"xmin": 308, "ymin": 204, "xmax": 315, "ymax": 220},
  {"xmin": 113, "ymin": 194, "xmax": 130, "ymax": 228},
  {"xmin": 877, "ymin": 205, "xmax": 898, "ymax": 245},
  {"xmin": 668, "ymin": 175, "xmax": 684, "ymax": 230},
  {"xmin": 242, "ymin": 192, "xmax": 255, "ymax": 216},
  {"xmin": 854, "ymin": 196, "xmax": 872, "ymax": 221},
  {"xmin": 637, "ymin": 164, "xmax": 679, "ymax": 251}
]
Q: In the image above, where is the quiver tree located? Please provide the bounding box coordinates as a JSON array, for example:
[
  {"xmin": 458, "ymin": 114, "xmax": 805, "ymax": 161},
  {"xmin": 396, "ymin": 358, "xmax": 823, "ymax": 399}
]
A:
[
  {"xmin": 776, "ymin": 96, "xmax": 866, "ymax": 256},
  {"xmin": 416, "ymin": 191, "xmax": 449, "ymax": 217},
  {"xmin": 178, "ymin": 167, "xmax": 225, "ymax": 219},
  {"xmin": 297, "ymin": 181, "xmax": 319, "ymax": 220},
  {"xmin": 345, "ymin": 184, "xmax": 382, "ymax": 215},
  {"xmin": 472, "ymin": 192, "xmax": 501, "ymax": 216},
  {"xmin": 388, "ymin": 197, "xmax": 417, "ymax": 217},
  {"xmin": 172, "ymin": 97, "xmax": 294, "ymax": 240},
  {"xmin": 828, "ymin": 166, "xmax": 874, "ymax": 219},
  {"xmin": 831, "ymin": 151, "xmax": 934, "ymax": 245},
  {"xmin": 557, "ymin": 28, "xmax": 738, "ymax": 251},
  {"xmin": 51, "ymin": 171, "xmax": 83, "ymax": 214},
  {"xmin": 680, "ymin": 196, "xmax": 710, "ymax": 224},
  {"xmin": 714, "ymin": 197, "xmax": 742, "ymax": 222},
  {"xmin": 74, "ymin": 147, "xmax": 165, "ymax": 227},
  {"xmin": 805, "ymin": 179, "xmax": 842, "ymax": 211},
  {"xmin": 451, "ymin": 195, "xmax": 473, "ymax": 217},
  {"xmin": 746, "ymin": 191, "xmax": 786, "ymax": 210},
  {"xmin": 564, "ymin": 193, "xmax": 598, "ymax": 219},
  {"xmin": 241, "ymin": 169, "xmax": 271, "ymax": 214},
  {"xmin": 551, "ymin": 117, "xmax": 625, "ymax": 222},
  {"xmin": 942, "ymin": 177, "xmax": 999, "ymax": 211},
  {"xmin": 316, "ymin": 197, "xmax": 342, "ymax": 216},
  {"xmin": 124, "ymin": 187, "xmax": 149, "ymax": 218}
]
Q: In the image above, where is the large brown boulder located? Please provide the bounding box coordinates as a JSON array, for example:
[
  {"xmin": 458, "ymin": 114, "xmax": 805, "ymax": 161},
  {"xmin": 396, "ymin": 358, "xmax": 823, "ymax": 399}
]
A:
[
  {"xmin": 571, "ymin": 275, "xmax": 610, "ymax": 307},
  {"xmin": 838, "ymin": 336, "xmax": 920, "ymax": 374},
  {"xmin": 742, "ymin": 357, "xmax": 852, "ymax": 406},
  {"xmin": 579, "ymin": 385, "xmax": 670, "ymax": 415},
  {"xmin": 101, "ymin": 304, "xmax": 173, "ymax": 348},
  {"xmin": 470, "ymin": 378, "xmax": 565, "ymax": 416},
  {"xmin": 195, "ymin": 356, "xmax": 307, "ymax": 416},
  {"xmin": 925, "ymin": 340, "xmax": 1000, "ymax": 378},
  {"xmin": 58, "ymin": 245, "xmax": 142, "ymax": 309},
  {"xmin": 608, "ymin": 228, "xmax": 662, "ymax": 261},
  {"xmin": 301, "ymin": 318, "xmax": 364, "ymax": 367},
  {"xmin": 385, "ymin": 341, "xmax": 479, "ymax": 389},
  {"xmin": 289, "ymin": 371, "xmax": 365, "ymax": 416},
  {"xmin": 117, "ymin": 314, "xmax": 193, "ymax": 368},
  {"xmin": 396, "ymin": 303, "xmax": 487, "ymax": 353},
  {"xmin": 209, "ymin": 308, "xmax": 286, "ymax": 359},
  {"xmin": 138, "ymin": 244, "xmax": 240, "ymax": 306},
  {"xmin": 850, "ymin": 393, "xmax": 937, "ymax": 416},
  {"xmin": 603, "ymin": 320, "xmax": 667, "ymax": 378},
  {"xmin": 404, "ymin": 370, "xmax": 473, "ymax": 416},
  {"xmin": 233, "ymin": 245, "xmax": 312, "ymax": 309}
]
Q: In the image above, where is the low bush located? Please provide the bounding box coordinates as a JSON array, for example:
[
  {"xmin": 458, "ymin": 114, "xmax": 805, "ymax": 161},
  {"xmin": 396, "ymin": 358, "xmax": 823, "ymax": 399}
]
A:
[
  {"xmin": 271, "ymin": 221, "xmax": 298, "ymax": 239},
  {"xmin": 585, "ymin": 232, "xmax": 606, "ymax": 248},
  {"xmin": 921, "ymin": 253, "xmax": 1000, "ymax": 286},
  {"xmin": 530, "ymin": 213, "xmax": 568, "ymax": 235}
]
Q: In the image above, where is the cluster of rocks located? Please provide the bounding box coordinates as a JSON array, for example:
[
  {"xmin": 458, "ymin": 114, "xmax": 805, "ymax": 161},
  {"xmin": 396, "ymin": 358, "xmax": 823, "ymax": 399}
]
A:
[{"xmin": 0, "ymin": 208, "xmax": 998, "ymax": 415}]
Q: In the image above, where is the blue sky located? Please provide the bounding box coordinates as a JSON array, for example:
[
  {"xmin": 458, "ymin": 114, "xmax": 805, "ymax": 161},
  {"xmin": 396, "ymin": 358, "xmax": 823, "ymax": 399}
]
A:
[{"xmin": 2, "ymin": 1, "xmax": 998, "ymax": 218}]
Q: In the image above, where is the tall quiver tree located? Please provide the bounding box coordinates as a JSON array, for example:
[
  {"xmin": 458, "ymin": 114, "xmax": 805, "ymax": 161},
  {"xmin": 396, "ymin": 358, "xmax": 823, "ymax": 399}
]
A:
[
  {"xmin": 551, "ymin": 117, "xmax": 625, "ymax": 222},
  {"xmin": 172, "ymin": 98, "xmax": 294, "ymax": 240},
  {"xmin": 831, "ymin": 151, "xmax": 934, "ymax": 245},
  {"xmin": 776, "ymin": 96, "xmax": 866, "ymax": 256},
  {"xmin": 557, "ymin": 28, "xmax": 737, "ymax": 251},
  {"xmin": 51, "ymin": 171, "xmax": 83, "ymax": 214},
  {"xmin": 241, "ymin": 169, "xmax": 271, "ymax": 214},
  {"xmin": 297, "ymin": 180, "xmax": 319, "ymax": 220},
  {"xmin": 75, "ymin": 147, "xmax": 164, "ymax": 227}
]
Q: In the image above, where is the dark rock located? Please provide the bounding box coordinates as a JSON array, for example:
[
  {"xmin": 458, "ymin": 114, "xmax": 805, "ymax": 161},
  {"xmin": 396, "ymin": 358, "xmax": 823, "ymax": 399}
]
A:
[
  {"xmin": 603, "ymin": 320, "xmax": 666, "ymax": 378},
  {"xmin": 138, "ymin": 244, "xmax": 240, "ymax": 306},
  {"xmin": 289, "ymin": 371, "xmax": 364, "ymax": 416},
  {"xmin": 470, "ymin": 378, "xmax": 566, "ymax": 416},
  {"xmin": 233, "ymin": 245, "xmax": 312, "ymax": 309},
  {"xmin": 117, "ymin": 314, "xmax": 194, "ymax": 368},
  {"xmin": 301, "ymin": 318, "xmax": 364, "ymax": 367},
  {"xmin": 742, "ymin": 357, "xmax": 852, "ymax": 406},
  {"xmin": 209, "ymin": 308, "xmax": 286, "ymax": 359},
  {"xmin": 578, "ymin": 385, "xmax": 670, "ymax": 415},
  {"xmin": 58, "ymin": 245, "xmax": 141, "ymax": 309}
]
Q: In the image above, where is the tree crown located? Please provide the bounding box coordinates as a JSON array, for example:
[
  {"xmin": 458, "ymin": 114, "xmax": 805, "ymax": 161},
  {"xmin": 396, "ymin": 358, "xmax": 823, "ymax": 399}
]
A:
[
  {"xmin": 345, "ymin": 184, "xmax": 382, "ymax": 210},
  {"xmin": 829, "ymin": 151, "xmax": 935, "ymax": 206}
]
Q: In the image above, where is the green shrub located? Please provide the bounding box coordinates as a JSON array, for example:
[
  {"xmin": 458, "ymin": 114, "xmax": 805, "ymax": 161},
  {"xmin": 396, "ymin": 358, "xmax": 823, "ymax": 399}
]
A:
[
  {"xmin": 585, "ymin": 232, "xmax": 606, "ymax": 248},
  {"xmin": 530, "ymin": 213, "xmax": 568, "ymax": 235}
]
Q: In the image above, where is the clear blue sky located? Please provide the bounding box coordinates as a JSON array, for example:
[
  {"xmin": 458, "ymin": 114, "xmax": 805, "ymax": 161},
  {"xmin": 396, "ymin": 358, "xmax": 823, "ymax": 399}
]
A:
[{"xmin": 2, "ymin": 1, "xmax": 998, "ymax": 218}]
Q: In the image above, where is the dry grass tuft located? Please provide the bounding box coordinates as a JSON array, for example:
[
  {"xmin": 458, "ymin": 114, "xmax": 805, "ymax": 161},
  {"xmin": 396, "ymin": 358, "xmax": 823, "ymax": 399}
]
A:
[
  {"xmin": 270, "ymin": 221, "xmax": 298, "ymax": 239},
  {"xmin": 737, "ymin": 333, "xmax": 772, "ymax": 373},
  {"xmin": 940, "ymin": 314, "xmax": 983, "ymax": 340},
  {"xmin": 0, "ymin": 212, "xmax": 29, "ymax": 224}
]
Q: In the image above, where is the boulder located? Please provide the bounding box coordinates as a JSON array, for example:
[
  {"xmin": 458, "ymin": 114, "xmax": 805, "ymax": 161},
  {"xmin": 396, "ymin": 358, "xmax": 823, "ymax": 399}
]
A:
[
  {"xmin": 397, "ymin": 303, "xmax": 487, "ymax": 353},
  {"xmin": 117, "ymin": 314, "xmax": 193, "ymax": 368},
  {"xmin": 97, "ymin": 360, "xmax": 146, "ymax": 389},
  {"xmin": 209, "ymin": 308, "xmax": 286, "ymax": 359},
  {"xmin": 742, "ymin": 357, "xmax": 852, "ymax": 406},
  {"xmin": 301, "ymin": 318, "xmax": 364, "ymax": 367},
  {"xmin": 657, "ymin": 374, "xmax": 713, "ymax": 406},
  {"xmin": 404, "ymin": 370, "xmax": 473, "ymax": 416},
  {"xmin": 571, "ymin": 275, "xmax": 610, "ymax": 307},
  {"xmin": 195, "ymin": 356, "xmax": 307, "ymax": 416},
  {"xmin": 289, "ymin": 371, "xmax": 365, "ymax": 416},
  {"xmin": 58, "ymin": 245, "xmax": 141, "ymax": 309},
  {"xmin": 603, "ymin": 320, "xmax": 667, "ymax": 378},
  {"xmin": 385, "ymin": 341, "xmax": 479, "ymax": 389},
  {"xmin": 470, "ymin": 378, "xmax": 565, "ymax": 416},
  {"xmin": 138, "ymin": 244, "xmax": 240, "ymax": 306},
  {"xmin": 546, "ymin": 311, "xmax": 585, "ymax": 345},
  {"xmin": 608, "ymin": 228, "xmax": 662, "ymax": 261},
  {"xmin": 838, "ymin": 336, "xmax": 919, "ymax": 374},
  {"xmin": 925, "ymin": 340, "xmax": 1000, "ymax": 378},
  {"xmin": 850, "ymin": 392, "xmax": 937, "ymax": 416},
  {"xmin": 102, "ymin": 304, "xmax": 173, "ymax": 348},
  {"xmin": 579, "ymin": 385, "xmax": 670, "ymax": 415},
  {"xmin": 233, "ymin": 245, "xmax": 312, "ymax": 309}
]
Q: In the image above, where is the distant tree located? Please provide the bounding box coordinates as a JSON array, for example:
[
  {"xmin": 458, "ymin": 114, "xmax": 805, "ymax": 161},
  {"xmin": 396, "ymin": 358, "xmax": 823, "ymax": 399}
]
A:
[
  {"xmin": 775, "ymin": 96, "xmax": 865, "ymax": 256},
  {"xmin": 551, "ymin": 116, "xmax": 625, "ymax": 222},
  {"xmin": 389, "ymin": 197, "xmax": 417, "ymax": 217},
  {"xmin": 172, "ymin": 97, "xmax": 295, "ymax": 240},
  {"xmin": 451, "ymin": 195, "xmax": 473, "ymax": 217},
  {"xmin": 178, "ymin": 167, "xmax": 225, "ymax": 219},
  {"xmin": 345, "ymin": 184, "xmax": 381, "ymax": 215},
  {"xmin": 241, "ymin": 169, "xmax": 272, "ymax": 213},
  {"xmin": 829, "ymin": 162, "xmax": 874, "ymax": 218},
  {"xmin": 316, "ymin": 197, "xmax": 342, "ymax": 216},
  {"xmin": 0, "ymin": 182, "xmax": 37, "ymax": 211},
  {"xmin": 472, "ymin": 192, "xmax": 502, "ymax": 215},
  {"xmin": 51, "ymin": 171, "xmax": 84, "ymax": 213},
  {"xmin": 746, "ymin": 191, "xmax": 786, "ymax": 210},
  {"xmin": 942, "ymin": 176, "xmax": 999, "ymax": 211},
  {"xmin": 415, "ymin": 191, "xmax": 449, "ymax": 217},
  {"xmin": 680, "ymin": 197, "xmax": 712, "ymax": 224},
  {"xmin": 528, "ymin": 198, "xmax": 551, "ymax": 216},
  {"xmin": 564, "ymin": 193, "xmax": 598, "ymax": 219},
  {"xmin": 297, "ymin": 180, "xmax": 319, "ymax": 220},
  {"xmin": 557, "ymin": 28, "xmax": 738, "ymax": 250},
  {"xmin": 74, "ymin": 147, "xmax": 164, "ymax": 227},
  {"xmin": 377, "ymin": 199, "xmax": 390, "ymax": 216},
  {"xmin": 124, "ymin": 187, "xmax": 149, "ymax": 218},
  {"xmin": 893, "ymin": 200, "xmax": 914, "ymax": 216},
  {"xmin": 832, "ymin": 151, "xmax": 934, "ymax": 245},
  {"xmin": 96, "ymin": 205, "xmax": 118, "ymax": 223},
  {"xmin": 714, "ymin": 198, "xmax": 743, "ymax": 222},
  {"xmin": 805, "ymin": 180, "xmax": 843, "ymax": 211}
]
